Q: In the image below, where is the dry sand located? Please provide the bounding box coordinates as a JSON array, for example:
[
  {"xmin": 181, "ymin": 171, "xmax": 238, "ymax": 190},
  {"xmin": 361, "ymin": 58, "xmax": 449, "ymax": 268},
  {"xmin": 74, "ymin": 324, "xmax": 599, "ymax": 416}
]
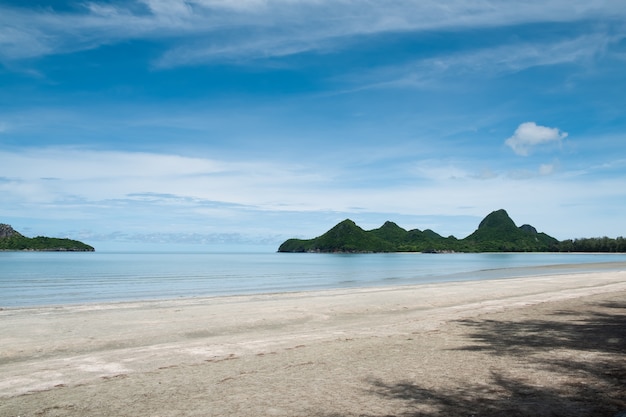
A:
[{"xmin": 1, "ymin": 265, "xmax": 625, "ymax": 417}]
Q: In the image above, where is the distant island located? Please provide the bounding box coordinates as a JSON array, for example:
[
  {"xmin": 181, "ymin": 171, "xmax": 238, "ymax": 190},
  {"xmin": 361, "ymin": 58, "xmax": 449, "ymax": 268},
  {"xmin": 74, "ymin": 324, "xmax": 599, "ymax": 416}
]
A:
[
  {"xmin": 278, "ymin": 209, "xmax": 626, "ymax": 253},
  {"xmin": 0, "ymin": 224, "xmax": 95, "ymax": 252}
]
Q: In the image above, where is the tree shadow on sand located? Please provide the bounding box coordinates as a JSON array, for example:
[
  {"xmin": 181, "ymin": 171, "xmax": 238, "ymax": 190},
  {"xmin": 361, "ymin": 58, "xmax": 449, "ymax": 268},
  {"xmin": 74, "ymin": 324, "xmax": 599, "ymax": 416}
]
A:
[{"xmin": 320, "ymin": 300, "xmax": 626, "ymax": 417}]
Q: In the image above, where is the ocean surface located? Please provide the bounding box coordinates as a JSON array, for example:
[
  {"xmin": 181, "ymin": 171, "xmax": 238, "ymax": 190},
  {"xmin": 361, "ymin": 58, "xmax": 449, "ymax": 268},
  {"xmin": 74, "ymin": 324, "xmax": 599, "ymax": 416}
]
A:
[{"xmin": 1, "ymin": 251, "xmax": 625, "ymax": 308}]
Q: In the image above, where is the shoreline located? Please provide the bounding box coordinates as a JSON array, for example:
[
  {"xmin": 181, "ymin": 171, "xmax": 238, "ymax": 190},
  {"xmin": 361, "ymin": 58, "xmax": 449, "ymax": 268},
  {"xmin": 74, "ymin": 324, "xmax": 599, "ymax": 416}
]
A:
[
  {"xmin": 3, "ymin": 260, "xmax": 626, "ymax": 310},
  {"xmin": 1, "ymin": 267, "xmax": 625, "ymax": 416},
  {"xmin": 3, "ymin": 259, "xmax": 626, "ymax": 310}
]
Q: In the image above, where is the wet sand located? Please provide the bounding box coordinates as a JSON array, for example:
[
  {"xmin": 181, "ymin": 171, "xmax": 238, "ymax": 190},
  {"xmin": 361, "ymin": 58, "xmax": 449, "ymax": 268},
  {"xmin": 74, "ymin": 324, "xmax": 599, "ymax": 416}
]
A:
[{"xmin": 1, "ymin": 266, "xmax": 625, "ymax": 416}]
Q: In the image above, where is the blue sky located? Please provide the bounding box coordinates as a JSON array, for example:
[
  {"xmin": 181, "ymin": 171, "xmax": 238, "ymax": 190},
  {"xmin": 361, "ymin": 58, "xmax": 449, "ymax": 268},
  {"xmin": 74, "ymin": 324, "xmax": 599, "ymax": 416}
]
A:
[{"xmin": 1, "ymin": 0, "xmax": 625, "ymax": 251}]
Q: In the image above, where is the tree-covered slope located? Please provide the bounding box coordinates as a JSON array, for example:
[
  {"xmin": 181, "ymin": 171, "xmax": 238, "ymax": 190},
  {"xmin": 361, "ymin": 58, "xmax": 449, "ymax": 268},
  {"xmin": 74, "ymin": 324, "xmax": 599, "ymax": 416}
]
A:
[
  {"xmin": 367, "ymin": 222, "xmax": 456, "ymax": 252},
  {"xmin": 0, "ymin": 224, "xmax": 95, "ymax": 251},
  {"xmin": 278, "ymin": 219, "xmax": 395, "ymax": 253},
  {"xmin": 462, "ymin": 209, "xmax": 559, "ymax": 252},
  {"xmin": 278, "ymin": 209, "xmax": 561, "ymax": 253}
]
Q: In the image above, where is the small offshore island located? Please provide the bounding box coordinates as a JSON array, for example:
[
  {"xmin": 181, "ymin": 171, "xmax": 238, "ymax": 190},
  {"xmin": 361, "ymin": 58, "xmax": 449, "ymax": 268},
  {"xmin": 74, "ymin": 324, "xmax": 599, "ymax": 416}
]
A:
[
  {"xmin": 0, "ymin": 223, "xmax": 94, "ymax": 252},
  {"xmin": 279, "ymin": 209, "xmax": 626, "ymax": 253}
]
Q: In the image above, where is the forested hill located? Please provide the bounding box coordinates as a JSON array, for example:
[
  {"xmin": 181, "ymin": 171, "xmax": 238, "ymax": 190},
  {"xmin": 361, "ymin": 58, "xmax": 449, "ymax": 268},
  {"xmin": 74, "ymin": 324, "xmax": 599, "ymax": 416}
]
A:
[
  {"xmin": 278, "ymin": 209, "xmax": 625, "ymax": 253},
  {"xmin": 0, "ymin": 224, "xmax": 95, "ymax": 252}
]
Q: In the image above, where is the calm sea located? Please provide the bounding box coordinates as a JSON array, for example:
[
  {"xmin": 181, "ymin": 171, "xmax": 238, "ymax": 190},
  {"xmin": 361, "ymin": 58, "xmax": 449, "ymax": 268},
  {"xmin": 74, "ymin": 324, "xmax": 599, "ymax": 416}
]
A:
[{"xmin": 1, "ymin": 251, "xmax": 625, "ymax": 308}]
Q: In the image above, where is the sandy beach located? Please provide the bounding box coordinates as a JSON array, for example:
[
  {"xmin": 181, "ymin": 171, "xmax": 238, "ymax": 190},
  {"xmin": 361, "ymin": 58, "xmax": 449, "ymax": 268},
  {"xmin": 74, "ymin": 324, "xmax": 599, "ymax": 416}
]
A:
[{"xmin": 1, "ymin": 265, "xmax": 625, "ymax": 417}]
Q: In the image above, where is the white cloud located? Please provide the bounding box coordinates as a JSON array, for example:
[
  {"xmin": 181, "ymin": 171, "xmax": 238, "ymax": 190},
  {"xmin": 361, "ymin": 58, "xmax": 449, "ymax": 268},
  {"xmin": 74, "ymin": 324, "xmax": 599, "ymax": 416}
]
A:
[{"xmin": 505, "ymin": 122, "xmax": 568, "ymax": 156}]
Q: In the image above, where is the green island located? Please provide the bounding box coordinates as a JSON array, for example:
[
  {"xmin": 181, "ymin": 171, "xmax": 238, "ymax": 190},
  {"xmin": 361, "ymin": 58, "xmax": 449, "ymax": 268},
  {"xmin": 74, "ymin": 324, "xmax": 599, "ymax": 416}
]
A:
[
  {"xmin": 278, "ymin": 209, "xmax": 626, "ymax": 253},
  {"xmin": 0, "ymin": 224, "xmax": 95, "ymax": 252}
]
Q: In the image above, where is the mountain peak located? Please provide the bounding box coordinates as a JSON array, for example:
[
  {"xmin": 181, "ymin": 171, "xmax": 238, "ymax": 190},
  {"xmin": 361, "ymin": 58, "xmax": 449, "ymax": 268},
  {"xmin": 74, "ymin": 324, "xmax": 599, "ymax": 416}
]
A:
[
  {"xmin": 464, "ymin": 209, "xmax": 559, "ymax": 251},
  {"xmin": 477, "ymin": 209, "xmax": 517, "ymax": 230},
  {"xmin": 381, "ymin": 220, "xmax": 401, "ymax": 228},
  {"xmin": 519, "ymin": 224, "xmax": 538, "ymax": 234},
  {"xmin": 328, "ymin": 219, "xmax": 360, "ymax": 232},
  {"xmin": 0, "ymin": 223, "xmax": 23, "ymax": 239},
  {"xmin": 377, "ymin": 221, "xmax": 407, "ymax": 234}
]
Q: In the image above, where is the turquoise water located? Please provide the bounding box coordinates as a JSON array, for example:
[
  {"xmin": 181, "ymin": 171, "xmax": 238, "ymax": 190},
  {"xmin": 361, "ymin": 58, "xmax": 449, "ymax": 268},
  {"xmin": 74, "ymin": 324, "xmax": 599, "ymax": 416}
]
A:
[{"xmin": 1, "ymin": 251, "xmax": 625, "ymax": 307}]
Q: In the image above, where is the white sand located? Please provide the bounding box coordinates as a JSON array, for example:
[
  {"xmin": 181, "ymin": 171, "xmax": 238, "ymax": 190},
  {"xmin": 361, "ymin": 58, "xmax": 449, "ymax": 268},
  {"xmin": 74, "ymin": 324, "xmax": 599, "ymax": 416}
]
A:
[{"xmin": 1, "ymin": 266, "xmax": 625, "ymax": 416}]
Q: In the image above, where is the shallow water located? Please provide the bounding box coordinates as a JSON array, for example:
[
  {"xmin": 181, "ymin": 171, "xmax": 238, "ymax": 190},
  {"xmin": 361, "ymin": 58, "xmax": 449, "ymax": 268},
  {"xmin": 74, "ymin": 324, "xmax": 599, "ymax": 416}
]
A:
[{"xmin": 1, "ymin": 251, "xmax": 625, "ymax": 307}]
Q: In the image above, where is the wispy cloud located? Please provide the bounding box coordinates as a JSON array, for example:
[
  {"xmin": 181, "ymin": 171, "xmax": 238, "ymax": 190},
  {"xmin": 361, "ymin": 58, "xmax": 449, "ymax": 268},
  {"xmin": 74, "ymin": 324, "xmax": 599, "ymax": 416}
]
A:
[
  {"xmin": 2, "ymin": 0, "xmax": 625, "ymax": 65},
  {"xmin": 337, "ymin": 32, "xmax": 620, "ymax": 92},
  {"xmin": 0, "ymin": 148, "xmax": 332, "ymax": 209},
  {"xmin": 145, "ymin": 2, "xmax": 626, "ymax": 68}
]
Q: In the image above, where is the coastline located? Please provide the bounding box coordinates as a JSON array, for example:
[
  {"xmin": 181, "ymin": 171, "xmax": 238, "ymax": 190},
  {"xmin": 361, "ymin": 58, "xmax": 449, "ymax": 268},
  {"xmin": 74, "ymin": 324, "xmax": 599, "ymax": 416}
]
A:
[
  {"xmin": 3, "ymin": 252, "xmax": 626, "ymax": 308},
  {"xmin": 1, "ymin": 266, "xmax": 625, "ymax": 416}
]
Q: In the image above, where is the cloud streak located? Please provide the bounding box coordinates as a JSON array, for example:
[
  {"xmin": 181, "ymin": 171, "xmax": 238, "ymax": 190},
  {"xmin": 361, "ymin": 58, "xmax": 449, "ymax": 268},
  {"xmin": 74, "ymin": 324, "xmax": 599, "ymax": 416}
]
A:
[
  {"xmin": 0, "ymin": 148, "xmax": 333, "ymax": 210},
  {"xmin": 2, "ymin": 0, "xmax": 626, "ymax": 65},
  {"xmin": 335, "ymin": 31, "xmax": 620, "ymax": 93}
]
